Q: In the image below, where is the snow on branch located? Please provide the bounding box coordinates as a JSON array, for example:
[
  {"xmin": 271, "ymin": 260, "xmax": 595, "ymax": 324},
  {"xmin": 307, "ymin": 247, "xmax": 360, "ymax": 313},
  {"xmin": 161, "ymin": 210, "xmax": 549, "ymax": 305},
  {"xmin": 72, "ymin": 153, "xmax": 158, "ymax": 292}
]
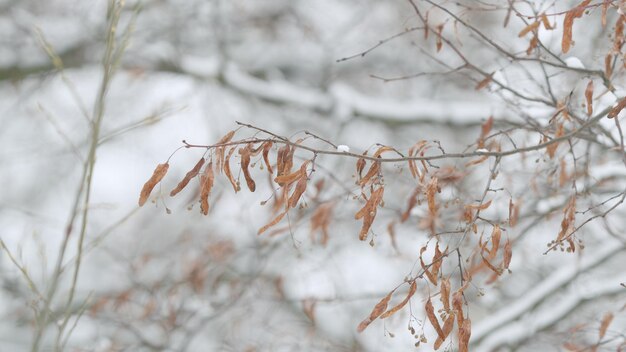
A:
[
  {"xmin": 474, "ymin": 272, "xmax": 626, "ymax": 352},
  {"xmin": 472, "ymin": 241, "xmax": 626, "ymax": 345},
  {"xmin": 180, "ymin": 57, "xmax": 508, "ymax": 125}
]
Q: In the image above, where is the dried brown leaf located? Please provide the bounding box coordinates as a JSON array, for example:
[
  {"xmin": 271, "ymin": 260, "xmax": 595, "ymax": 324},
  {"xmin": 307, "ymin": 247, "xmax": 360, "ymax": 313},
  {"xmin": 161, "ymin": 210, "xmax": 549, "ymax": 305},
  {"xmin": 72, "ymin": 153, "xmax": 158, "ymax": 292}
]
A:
[
  {"xmin": 139, "ymin": 163, "xmax": 169, "ymax": 206},
  {"xmin": 223, "ymin": 147, "xmax": 240, "ymax": 193},
  {"xmin": 356, "ymin": 157, "xmax": 366, "ymax": 179},
  {"xmin": 489, "ymin": 225, "xmax": 502, "ymax": 258},
  {"xmin": 452, "ymin": 290, "xmax": 464, "ymax": 326},
  {"xmin": 541, "ymin": 13, "xmax": 553, "ymax": 30},
  {"xmin": 434, "ymin": 314, "xmax": 455, "ymax": 350},
  {"xmin": 465, "ymin": 155, "xmax": 489, "ymax": 167},
  {"xmin": 373, "ymin": 146, "xmax": 394, "ymax": 158},
  {"xmin": 475, "ymin": 74, "xmax": 493, "ymax": 91},
  {"xmin": 614, "ymin": 15, "xmax": 625, "ymax": 52},
  {"xmin": 359, "ymin": 161, "xmax": 381, "ymax": 187},
  {"xmin": 605, "ymin": 54, "xmax": 613, "ymax": 78},
  {"xmin": 276, "ymin": 145, "xmax": 288, "ymax": 176},
  {"xmin": 170, "ymin": 158, "xmax": 205, "ymax": 197},
  {"xmin": 239, "ymin": 144, "xmax": 256, "ymax": 192},
  {"xmin": 425, "ymin": 298, "xmax": 445, "ymax": 340},
  {"xmin": 199, "ymin": 162, "xmax": 214, "ymax": 215},
  {"xmin": 436, "ymin": 24, "xmax": 444, "ymax": 52},
  {"xmin": 458, "ymin": 318, "xmax": 471, "ymax": 352},
  {"xmin": 401, "ymin": 186, "xmax": 421, "ymax": 222},
  {"xmin": 381, "ymin": 281, "xmax": 417, "ymax": 319},
  {"xmin": 466, "ymin": 200, "xmax": 492, "ymax": 211},
  {"xmin": 609, "ymin": 97, "xmax": 626, "ymax": 119},
  {"xmin": 262, "ymin": 141, "xmax": 274, "ymax": 174},
  {"xmin": 585, "ymin": 80, "xmax": 594, "ymax": 116},
  {"xmin": 562, "ymin": 11, "xmax": 575, "ymax": 53},
  {"xmin": 288, "ymin": 176, "xmax": 307, "ymax": 208},
  {"xmin": 356, "ymin": 187, "xmax": 384, "ymax": 240},
  {"xmin": 546, "ymin": 123, "xmax": 564, "ymax": 158},
  {"xmin": 310, "ymin": 202, "xmax": 334, "ymax": 246},
  {"xmin": 356, "ymin": 291, "xmax": 393, "ymax": 333},
  {"xmin": 526, "ymin": 35, "xmax": 539, "ymax": 55},
  {"xmin": 258, "ymin": 211, "xmax": 287, "ymax": 235},
  {"xmin": 562, "ymin": 0, "xmax": 592, "ymax": 53},
  {"xmin": 426, "ymin": 177, "xmax": 439, "ymax": 215},
  {"xmin": 440, "ymin": 278, "xmax": 451, "ymax": 311},
  {"xmin": 503, "ymin": 238, "xmax": 512, "ymax": 270},
  {"xmin": 215, "ymin": 130, "xmax": 235, "ymax": 174},
  {"xmin": 518, "ymin": 21, "xmax": 540, "ymax": 37},
  {"xmin": 599, "ymin": 312, "xmax": 614, "ymax": 339}
]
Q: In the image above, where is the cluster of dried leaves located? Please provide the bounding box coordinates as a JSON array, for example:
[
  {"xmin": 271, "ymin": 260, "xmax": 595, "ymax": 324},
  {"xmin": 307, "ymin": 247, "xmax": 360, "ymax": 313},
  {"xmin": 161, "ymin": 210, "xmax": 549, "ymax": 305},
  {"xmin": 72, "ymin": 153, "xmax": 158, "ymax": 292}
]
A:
[{"xmin": 136, "ymin": 3, "xmax": 626, "ymax": 346}]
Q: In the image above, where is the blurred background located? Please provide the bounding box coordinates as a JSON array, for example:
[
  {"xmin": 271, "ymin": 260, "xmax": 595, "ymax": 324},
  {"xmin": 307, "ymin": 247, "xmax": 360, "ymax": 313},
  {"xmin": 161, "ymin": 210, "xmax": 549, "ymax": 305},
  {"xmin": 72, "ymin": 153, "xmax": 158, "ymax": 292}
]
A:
[{"xmin": 1, "ymin": 0, "xmax": 625, "ymax": 351}]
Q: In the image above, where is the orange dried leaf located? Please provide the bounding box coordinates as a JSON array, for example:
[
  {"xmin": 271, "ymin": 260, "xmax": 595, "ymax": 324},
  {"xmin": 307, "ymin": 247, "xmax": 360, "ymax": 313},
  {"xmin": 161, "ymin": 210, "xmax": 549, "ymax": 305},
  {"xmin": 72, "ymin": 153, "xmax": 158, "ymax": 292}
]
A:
[
  {"xmin": 481, "ymin": 255, "xmax": 501, "ymax": 275},
  {"xmin": 262, "ymin": 141, "xmax": 274, "ymax": 174},
  {"xmin": 434, "ymin": 314, "xmax": 455, "ymax": 350},
  {"xmin": 283, "ymin": 143, "xmax": 296, "ymax": 175},
  {"xmin": 276, "ymin": 145, "xmax": 288, "ymax": 176},
  {"xmin": 518, "ymin": 21, "xmax": 540, "ymax": 37},
  {"xmin": 562, "ymin": 11, "xmax": 575, "ymax": 53},
  {"xmin": 356, "ymin": 157, "xmax": 366, "ymax": 179},
  {"xmin": 139, "ymin": 163, "xmax": 169, "ymax": 206},
  {"xmin": 482, "ymin": 116, "xmax": 494, "ymax": 137},
  {"xmin": 546, "ymin": 123, "xmax": 564, "ymax": 158},
  {"xmin": 426, "ymin": 177, "xmax": 439, "ymax": 215},
  {"xmin": 359, "ymin": 161, "xmax": 381, "ymax": 187},
  {"xmin": 466, "ymin": 200, "xmax": 492, "ymax": 211},
  {"xmin": 275, "ymin": 161, "xmax": 309, "ymax": 186},
  {"xmin": 288, "ymin": 175, "xmax": 308, "ymax": 208},
  {"xmin": 427, "ymin": 243, "xmax": 446, "ymax": 286},
  {"xmin": 475, "ymin": 74, "xmax": 493, "ymax": 91},
  {"xmin": 503, "ymin": 238, "xmax": 512, "ymax": 270},
  {"xmin": 526, "ymin": 35, "xmax": 539, "ymax": 55},
  {"xmin": 425, "ymin": 298, "xmax": 445, "ymax": 340},
  {"xmin": 440, "ymin": 278, "xmax": 451, "ymax": 311},
  {"xmin": 356, "ymin": 187, "xmax": 384, "ymax": 241},
  {"xmin": 310, "ymin": 203, "xmax": 334, "ymax": 246},
  {"xmin": 381, "ymin": 281, "xmax": 417, "ymax": 319},
  {"xmin": 599, "ymin": 312, "xmax": 614, "ymax": 339},
  {"xmin": 602, "ymin": 0, "xmax": 609, "ymax": 27},
  {"xmin": 170, "ymin": 158, "xmax": 205, "ymax": 197},
  {"xmin": 585, "ymin": 80, "xmax": 594, "ymax": 116},
  {"xmin": 373, "ymin": 146, "xmax": 395, "ymax": 158},
  {"xmin": 490, "ymin": 225, "xmax": 502, "ymax": 258},
  {"xmin": 458, "ymin": 318, "xmax": 471, "ymax": 352},
  {"xmin": 609, "ymin": 98, "xmax": 626, "ymax": 119},
  {"xmin": 239, "ymin": 144, "xmax": 256, "ymax": 192},
  {"xmin": 541, "ymin": 13, "xmax": 553, "ymax": 30},
  {"xmin": 216, "ymin": 130, "xmax": 235, "ymax": 145},
  {"xmin": 452, "ymin": 290, "xmax": 464, "ymax": 326},
  {"xmin": 605, "ymin": 54, "xmax": 613, "ymax": 78},
  {"xmin": 356, "ymin": 291, "xmax": 393, "ymax": 333},
  {"xmin": 562, "ymin": 0, "xmax": 592, "ymax": 53},
  {"xmin": 199, "ymin": 162, "xmax": 214, "ymax": 215},
  {"xmin": 401, "ymin": 186, "xmax": 421, "ymax": 222},
  {"xmin": 436, "ymin": 24, "xmax": 444, "ymax": 52},
  {"xmin": 223, "ymin": 147, "xmax": 240, "ymax": 193},
  {"xmin": 215, "ymin": 130, "xmax": 235, "ymax": 174},
  {"xmin": 258, "ymin": 211, "xmax": 287, "ymax": 235},
  {"xmin": 614, "ymin": 15, "xmax": 625, "ymax": 52},
  {"xmin": 465, "ymin": 155, "xmax": 489, "ymax": 167}
]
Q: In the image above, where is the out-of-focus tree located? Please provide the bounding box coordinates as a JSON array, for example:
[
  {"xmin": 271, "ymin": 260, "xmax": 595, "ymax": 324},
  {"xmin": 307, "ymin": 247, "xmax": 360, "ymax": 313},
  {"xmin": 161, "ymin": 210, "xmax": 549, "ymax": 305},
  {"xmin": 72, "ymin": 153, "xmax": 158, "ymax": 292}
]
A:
[{"xmin": 1, "ymin": 0, "xmax": 626, "ymax": 351}]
